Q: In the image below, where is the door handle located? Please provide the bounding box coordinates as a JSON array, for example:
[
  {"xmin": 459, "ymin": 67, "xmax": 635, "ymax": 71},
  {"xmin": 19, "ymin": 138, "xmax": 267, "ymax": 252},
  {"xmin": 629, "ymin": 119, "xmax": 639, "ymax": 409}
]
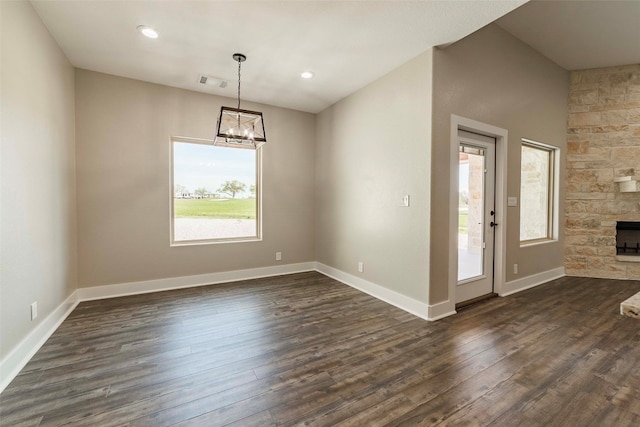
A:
[{"xmin": 490, "ymin": 221, "xmax": 498, "ymax": 227}]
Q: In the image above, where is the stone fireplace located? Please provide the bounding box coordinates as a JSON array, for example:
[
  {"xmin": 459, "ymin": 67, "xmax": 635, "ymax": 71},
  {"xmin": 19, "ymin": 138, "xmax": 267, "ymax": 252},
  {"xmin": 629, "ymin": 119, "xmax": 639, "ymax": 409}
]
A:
[{"xmin": 565, "ymin": 64, "xmax": 640, "ymax": 280}]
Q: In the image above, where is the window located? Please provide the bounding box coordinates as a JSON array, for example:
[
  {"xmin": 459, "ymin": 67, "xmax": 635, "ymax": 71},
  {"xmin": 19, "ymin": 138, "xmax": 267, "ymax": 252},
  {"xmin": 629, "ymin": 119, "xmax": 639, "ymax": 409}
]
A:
[
  {"xmin": 171, "ymin": 137, "xmax": 260, "ymax": 244},
  {"xmin": 520, "ymin": 140, "xmax": 557, "ymax": 243}
]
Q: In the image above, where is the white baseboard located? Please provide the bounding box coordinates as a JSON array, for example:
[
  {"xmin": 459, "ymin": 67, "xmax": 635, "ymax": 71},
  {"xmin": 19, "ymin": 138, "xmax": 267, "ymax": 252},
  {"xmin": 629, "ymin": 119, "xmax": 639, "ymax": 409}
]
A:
[
  {"xmin": 77, "ymin": 262, "xmax": 316, "ymax": 301},
  {"xmin": 500, "ymin": 267, "xmax": 565, "ymax": 297},
  {"xmin": 315, "ymin": 263, "xmax": 438, "ymax": 321},
  {"xmin": 1, "ymin": 261, "xmax": 476, "ymax": 393},
  {"xmin": 428, "ymin": 299, "xmax": 457, "ymax": 321},
  {"xmin": 2, "ymin": 262, "xmax": 565, "ymax": 394},
  {"xmin": 0, "ymin": 291, "xmax": 79, "ymax": 393},
  {"xmin": 0, "ymin": 262, "xmax": 314, "ymax": 393}
]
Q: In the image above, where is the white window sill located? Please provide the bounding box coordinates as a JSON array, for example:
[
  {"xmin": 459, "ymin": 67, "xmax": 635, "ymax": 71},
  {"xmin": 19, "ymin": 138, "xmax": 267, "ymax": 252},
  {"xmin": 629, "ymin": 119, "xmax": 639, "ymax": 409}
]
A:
[{"xmin": 520, "ymin": 239, "xmax": 558, "ymax": 248}]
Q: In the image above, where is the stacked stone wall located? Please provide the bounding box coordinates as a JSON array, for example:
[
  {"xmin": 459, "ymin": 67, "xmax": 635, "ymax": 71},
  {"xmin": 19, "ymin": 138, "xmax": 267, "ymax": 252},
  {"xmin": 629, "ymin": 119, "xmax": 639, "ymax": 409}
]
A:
[{"xmin": 565, "ymin": 64, "xmax": 640, "ymax": 278}]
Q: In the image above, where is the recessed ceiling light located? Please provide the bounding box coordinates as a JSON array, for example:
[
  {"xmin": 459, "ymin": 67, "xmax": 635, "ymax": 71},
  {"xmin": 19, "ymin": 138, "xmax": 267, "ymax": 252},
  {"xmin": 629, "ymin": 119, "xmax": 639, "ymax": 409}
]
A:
[
  {"xmin": 301, "ymin": 71, "xmax": 315, "ymax": 79},
  {"xmin": 137, "ymin": 25, "xmax": 158, "ymax": 39}
]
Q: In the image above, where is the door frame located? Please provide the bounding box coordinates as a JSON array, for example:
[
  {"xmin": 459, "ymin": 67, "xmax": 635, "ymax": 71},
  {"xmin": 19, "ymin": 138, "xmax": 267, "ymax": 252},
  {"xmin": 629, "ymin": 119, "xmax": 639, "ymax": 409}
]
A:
[
  {"xmin": 456, "ymin": 133, "xmax": 496, "ymax": 303},
  {"xmin": 448, "ymin": 115, "xmax": 508, "ymax": 309}
]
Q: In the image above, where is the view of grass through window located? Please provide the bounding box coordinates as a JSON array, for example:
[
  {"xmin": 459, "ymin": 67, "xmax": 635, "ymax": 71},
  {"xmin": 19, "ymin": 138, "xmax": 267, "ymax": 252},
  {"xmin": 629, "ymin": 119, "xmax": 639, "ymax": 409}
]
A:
[{"xmin": 172, "ymin": 140, "xmax": 258, "ymax": 243}]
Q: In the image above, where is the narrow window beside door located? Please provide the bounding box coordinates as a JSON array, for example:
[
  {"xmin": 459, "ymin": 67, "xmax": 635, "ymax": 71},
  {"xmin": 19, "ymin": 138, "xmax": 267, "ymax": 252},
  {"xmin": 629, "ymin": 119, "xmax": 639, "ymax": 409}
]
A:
[{"xmin": 520, "ymin": 139, "xmax": 557, "ymax": 244}]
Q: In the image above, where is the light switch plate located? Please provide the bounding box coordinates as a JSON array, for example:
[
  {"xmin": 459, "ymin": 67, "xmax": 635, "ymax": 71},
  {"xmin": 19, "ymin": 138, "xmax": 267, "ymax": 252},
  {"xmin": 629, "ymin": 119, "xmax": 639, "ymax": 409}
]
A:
[{"xmin": 507, "ymin": 196, "xmax": 518, "ymax": 207}]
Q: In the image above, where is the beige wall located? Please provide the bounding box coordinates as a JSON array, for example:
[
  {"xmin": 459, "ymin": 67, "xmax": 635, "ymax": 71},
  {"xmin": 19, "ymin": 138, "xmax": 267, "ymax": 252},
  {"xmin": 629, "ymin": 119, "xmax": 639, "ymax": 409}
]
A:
[
  {"xmin": 315, "ymin": 50, "xmax": 433, "ymax": 303},
  {"xmin": 75, "ymin": 70, "xmax": 315, "ymax": 287},
  {"xmin": 0, "ymin": 6, "xmax": 578, "ymax": 369},
  {"xmin": 565, "ymin": 64, "xmax": 640, "ymax": 279},
  {"xmin": 431, "ymin": 24, "xmax": 569, "ymax": 303},
  {"xmin": 1, "ymin": 1, "xmax": 77, "ymax": 359}
]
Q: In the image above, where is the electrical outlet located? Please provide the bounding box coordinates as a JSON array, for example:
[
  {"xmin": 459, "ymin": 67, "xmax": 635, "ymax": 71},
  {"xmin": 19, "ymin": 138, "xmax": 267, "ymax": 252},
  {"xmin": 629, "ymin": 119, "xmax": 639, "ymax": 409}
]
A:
[
  {"xmin": 358, "ymin": 262, "xmax": 364, "ymax": 273},
  {"xmin": 275, "ymin": 251, "xmax": 282, "ymax": 261},
  {"xmin": 514, "ymin": 264, "xmax": 518, "ymax": 275},
  {"xmin": 31, "ymin": 302, "xmax": 38, "ymax": 320},
  {"xmin": 401, "ymin": 195, "xmax": 410, "ymax": 207}
]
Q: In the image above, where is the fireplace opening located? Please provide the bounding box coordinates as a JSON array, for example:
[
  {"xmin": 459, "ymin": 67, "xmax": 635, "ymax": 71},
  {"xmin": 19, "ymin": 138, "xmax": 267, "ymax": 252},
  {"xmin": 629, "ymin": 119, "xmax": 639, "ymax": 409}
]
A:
[{"xmin": 616, "ymin": 221, "xmax": 640, "ymax": 256}]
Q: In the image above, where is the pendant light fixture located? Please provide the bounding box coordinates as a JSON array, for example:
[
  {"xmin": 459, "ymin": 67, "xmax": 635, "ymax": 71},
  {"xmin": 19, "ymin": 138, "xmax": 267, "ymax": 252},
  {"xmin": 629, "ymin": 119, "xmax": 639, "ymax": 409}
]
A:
[{"xmin": 214, "ymin": 53, "xmax": 266, "ymax": 149}]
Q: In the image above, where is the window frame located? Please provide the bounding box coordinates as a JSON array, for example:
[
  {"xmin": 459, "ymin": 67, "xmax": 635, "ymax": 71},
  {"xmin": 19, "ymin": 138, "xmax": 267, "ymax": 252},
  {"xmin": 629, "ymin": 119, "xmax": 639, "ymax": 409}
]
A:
[
  {"xmin": 170, "ymin": 136, "xmax": 262, "ymax": 246},
  {"xmin": 519, "ymin": 139, "xmax": 558, "ymax": 246}
]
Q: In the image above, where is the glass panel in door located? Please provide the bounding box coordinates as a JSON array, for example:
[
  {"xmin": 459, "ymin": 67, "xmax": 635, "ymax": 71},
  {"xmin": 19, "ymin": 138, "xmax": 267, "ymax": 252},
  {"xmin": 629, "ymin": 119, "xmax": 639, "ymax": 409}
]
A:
[{"xmin": 458, "ymin": 145, "xmax": 485, "ymax": 281}]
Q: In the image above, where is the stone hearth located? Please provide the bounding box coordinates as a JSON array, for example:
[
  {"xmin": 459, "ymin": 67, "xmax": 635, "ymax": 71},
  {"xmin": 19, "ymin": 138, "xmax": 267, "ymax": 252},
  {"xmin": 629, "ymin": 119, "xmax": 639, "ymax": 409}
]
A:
[{"xmin": 621, "ymin": 291, "xmax": 640, "ymax": 318}]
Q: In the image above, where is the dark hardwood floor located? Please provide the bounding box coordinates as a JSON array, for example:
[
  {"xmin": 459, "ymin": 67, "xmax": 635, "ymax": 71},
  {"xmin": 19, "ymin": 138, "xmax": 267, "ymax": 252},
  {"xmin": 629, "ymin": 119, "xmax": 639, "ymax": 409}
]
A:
[{"xmin": 2, "ymin": 272, "xmax": 640, "ymax": 426}]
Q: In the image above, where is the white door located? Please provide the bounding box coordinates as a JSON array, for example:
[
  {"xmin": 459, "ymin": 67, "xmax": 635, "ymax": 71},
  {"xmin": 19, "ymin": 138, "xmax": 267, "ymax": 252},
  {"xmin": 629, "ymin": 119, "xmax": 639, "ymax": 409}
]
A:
[{"xmin": 456, "ymin": 130, "xmax": 496, "ymax": 303}]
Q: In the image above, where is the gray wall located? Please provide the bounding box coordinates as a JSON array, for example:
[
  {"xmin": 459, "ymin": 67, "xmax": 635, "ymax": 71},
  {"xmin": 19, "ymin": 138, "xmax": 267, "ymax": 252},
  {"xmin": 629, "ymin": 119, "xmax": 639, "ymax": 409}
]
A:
[
  {"xmin": 75, "ymin": 70, "xmax": 316, "ymax": 287},
  {"xmin": 1, "ymin": 0, "xmax": 77, "ymax": 359},
  {"xmin": 430, "ymin": 24, "xmax": 569, "ymax": 303},
  {"xmin": 315, "ymin": 51, "xmax": 433, "ymax": 303}
]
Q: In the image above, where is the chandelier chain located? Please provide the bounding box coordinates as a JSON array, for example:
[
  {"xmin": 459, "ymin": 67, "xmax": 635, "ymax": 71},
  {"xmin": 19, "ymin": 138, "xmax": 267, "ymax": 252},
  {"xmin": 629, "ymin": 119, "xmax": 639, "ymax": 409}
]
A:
[{"xmin": 237, "ymin": 59, "xmax": 241, "ymax": 110}]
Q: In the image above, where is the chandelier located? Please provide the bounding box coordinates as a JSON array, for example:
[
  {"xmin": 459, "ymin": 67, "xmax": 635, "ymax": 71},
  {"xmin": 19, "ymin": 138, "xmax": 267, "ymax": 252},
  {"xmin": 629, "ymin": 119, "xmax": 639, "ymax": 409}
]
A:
[{"xmin": 214, "ymin": 53, "xmax": 266, "ymax": 149}]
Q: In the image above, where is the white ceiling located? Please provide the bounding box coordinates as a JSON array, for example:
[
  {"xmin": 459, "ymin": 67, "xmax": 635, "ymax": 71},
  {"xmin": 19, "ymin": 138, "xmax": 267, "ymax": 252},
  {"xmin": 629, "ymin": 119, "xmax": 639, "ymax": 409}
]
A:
[
  {"xmin": 30, "ymin": 1, "xmax": 640, "ymax": 114},
  {"xmin": 30, "ymin": 0, "xmax": 526, "ymax": 113},
  {"xmin": 497, "ymin": 0, "xmax": 640, "ymax": 71}
]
